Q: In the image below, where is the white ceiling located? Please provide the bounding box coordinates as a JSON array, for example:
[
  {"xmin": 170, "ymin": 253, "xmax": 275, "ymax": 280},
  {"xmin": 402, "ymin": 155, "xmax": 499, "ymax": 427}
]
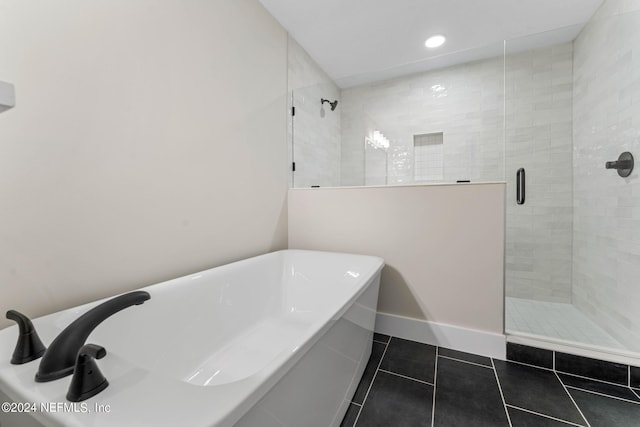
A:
[{"xmin": 259, "ymin": 0, "xmax": 604, "ymax": 87}]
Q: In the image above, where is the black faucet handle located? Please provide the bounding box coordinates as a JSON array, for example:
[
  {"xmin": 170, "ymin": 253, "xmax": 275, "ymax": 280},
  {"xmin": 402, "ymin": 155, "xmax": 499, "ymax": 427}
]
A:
[
  {"xmin": 66, "ymin": 344, "xmax": 109, "ymax": 402},
  {"xmin": 80, "ymin": 343, "xmax": 107, "ymax": 360},
  {"xmin": 6, "ymin": 310, "xmax": 47, "ymax": 364}
]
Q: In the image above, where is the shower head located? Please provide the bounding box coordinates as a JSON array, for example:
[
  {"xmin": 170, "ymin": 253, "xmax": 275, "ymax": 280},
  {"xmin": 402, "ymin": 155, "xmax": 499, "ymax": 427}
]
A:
[{"xmin": 321, "ymin": 98, "xmax": 338, "ymax": 111}]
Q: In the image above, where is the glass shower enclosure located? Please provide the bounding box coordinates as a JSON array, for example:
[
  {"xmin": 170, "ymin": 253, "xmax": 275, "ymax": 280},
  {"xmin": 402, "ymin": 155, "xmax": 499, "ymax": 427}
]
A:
[
  {"xmin": 289, "ymin": 1, "xmax": 640, "ymax": 364},
  {"xmin": 504, "ymin": 6, "xmax": 640, "ymax": 362}
]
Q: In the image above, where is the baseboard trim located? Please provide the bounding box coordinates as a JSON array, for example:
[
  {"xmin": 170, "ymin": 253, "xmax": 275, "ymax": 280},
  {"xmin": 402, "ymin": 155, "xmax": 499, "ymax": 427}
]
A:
[{"xmin": 375, "ymin": 312, "xmax": 506, "ymax": 360}]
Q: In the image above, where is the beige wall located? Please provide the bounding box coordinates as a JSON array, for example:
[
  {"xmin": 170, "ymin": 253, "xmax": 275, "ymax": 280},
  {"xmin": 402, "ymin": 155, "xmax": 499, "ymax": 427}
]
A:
[
  {"xmin": 288, "ymin": 184, "xmax": 506, "ymax": 334},
  {"xmin": 0, "ymin": 0, "xmax": 288, "ymax": 329}
]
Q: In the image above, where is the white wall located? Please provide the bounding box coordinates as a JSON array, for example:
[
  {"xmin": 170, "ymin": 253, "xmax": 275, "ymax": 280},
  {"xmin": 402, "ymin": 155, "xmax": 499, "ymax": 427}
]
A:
[
  {"xmin": 0, "ymin": 0, "xmax": 288, "ymax": 330},
  {"xmin": 504, "ymin": 43, "xmax": 574, "ymax": 303},
  {"xmin": 288, "ymin": 184, "xmax": 506, "ymax": 335},
  {"xmin": 572, "ymin": 0, "xmax": 640, "ymax": 351},
  {"xmin": 288, "ymin": 36, "xmax": 341, "ymax": 188},
  {"xmin": 0, "ymin": 81, "xmax": 15, "ymax": 113},
  {"xmin": 340, "ymin": 52, "xmax": 505, "ymax": 186}
]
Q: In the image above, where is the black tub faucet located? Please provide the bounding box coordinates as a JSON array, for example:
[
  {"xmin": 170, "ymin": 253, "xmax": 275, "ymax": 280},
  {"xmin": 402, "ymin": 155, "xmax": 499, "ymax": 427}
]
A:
[{"xmin": 35, "ymin": 291, "xmax": 150, "ymax": 382}]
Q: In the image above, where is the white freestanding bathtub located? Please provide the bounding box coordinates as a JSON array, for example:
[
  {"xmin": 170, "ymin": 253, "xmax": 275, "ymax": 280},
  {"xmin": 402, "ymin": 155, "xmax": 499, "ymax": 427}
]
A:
[{"xmin": 0, "ymin": 250, "xmax": 383, "ymax": 427}]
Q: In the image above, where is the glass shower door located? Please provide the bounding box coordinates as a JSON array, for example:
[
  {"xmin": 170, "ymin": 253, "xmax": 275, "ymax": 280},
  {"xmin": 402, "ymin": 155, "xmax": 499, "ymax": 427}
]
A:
[{"xmin": 504, "ymin": 6, "xmax": 640, "ymax": 360}]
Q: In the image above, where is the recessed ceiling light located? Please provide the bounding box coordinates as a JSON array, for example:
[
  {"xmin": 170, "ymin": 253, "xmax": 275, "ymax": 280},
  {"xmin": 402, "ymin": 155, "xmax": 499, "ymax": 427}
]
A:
[{"xmin": 425, "ymin": 35, "xmax": 446, "ymax": 48}]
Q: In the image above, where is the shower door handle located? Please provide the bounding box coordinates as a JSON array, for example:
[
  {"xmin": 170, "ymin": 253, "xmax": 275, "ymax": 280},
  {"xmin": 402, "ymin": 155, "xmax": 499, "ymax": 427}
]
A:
[{"xmin": 516, "ymin": 168, "xmax": 525, "ymax": 205}]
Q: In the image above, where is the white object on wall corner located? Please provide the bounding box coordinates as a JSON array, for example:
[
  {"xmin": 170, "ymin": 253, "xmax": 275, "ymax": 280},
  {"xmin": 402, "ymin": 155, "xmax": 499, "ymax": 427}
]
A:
[
  {"xmin": 375, "ymin": 312, "xmax": 507, "ymax": 360},
  {"xmin": 0, "ymin": 81, "xmax": 16, "ymax": 113}
]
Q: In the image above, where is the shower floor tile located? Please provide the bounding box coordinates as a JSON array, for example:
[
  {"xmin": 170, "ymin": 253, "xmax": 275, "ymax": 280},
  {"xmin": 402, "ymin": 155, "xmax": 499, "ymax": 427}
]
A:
[{"xmin": 505, "ymin": 297, "xmax": 626, "ymax": 350}]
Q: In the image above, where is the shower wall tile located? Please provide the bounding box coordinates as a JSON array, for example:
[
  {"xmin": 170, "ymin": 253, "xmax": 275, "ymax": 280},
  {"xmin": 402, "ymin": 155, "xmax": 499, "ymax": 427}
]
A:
[
  {"xmin": 340, "ymin": 108, "xmax": 377, "ymax": 186},
  {"xmin": 505, "ymin": 43, "xmax": 574, "ymax": 303},
  {"xmin": 365, "ymin": 142, "xmax": 388, "ymax": 185},
  {"xmin": 340, "ymin": 52, "xmax": 505, "ymax": 186},
  {"xmin": 572, "ymin": 0, "xmax": 640, "ymax": 352},
  {"xmin": 288, "ymin": 36, "xmax": 341, "ymax": 188}
]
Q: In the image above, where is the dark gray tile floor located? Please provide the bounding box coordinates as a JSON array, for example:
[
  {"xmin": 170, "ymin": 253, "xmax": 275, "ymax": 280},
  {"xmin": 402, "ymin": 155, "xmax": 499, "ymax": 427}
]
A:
[{"xmin": 341, "ymin": 334, "xmax": 640, "ymax": 427}]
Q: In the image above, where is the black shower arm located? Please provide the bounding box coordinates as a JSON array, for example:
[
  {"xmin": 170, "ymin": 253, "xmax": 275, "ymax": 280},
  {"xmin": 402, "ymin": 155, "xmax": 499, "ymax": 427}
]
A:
[{"xmin": 320, "ymin": 98, "xmax": 338, "ymax": 110}]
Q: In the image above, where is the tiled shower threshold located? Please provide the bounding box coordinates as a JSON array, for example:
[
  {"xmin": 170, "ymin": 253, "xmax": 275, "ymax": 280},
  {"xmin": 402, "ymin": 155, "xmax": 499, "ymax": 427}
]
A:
[
  {"xmin": 505, "ymin": 297, "xmax": 626, "ymax": 351},
  {"xmin": 505, "ymin": 297, "xmax": 640, "ymax": 367},
  {"xmin": 507, "ymin": 332, "xmax": 640, "ymax": 368}
]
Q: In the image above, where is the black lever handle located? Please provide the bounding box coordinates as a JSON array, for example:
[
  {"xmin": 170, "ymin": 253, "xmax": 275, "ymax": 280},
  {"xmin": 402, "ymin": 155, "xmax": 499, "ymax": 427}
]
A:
[
  {"xmin": 516, "ymin": 168, "xmax": 525, "ymax": 205},
  {"xmin": 66, "ymin": 344, "xmax": 109, "ymax": 402},
  {"xmin": 605, "ymin": 160, "xmax": 633, "ymax": 169},
  {"xmin": 6, "ymin": 310, "xmax": 47, "ymax": 364}
]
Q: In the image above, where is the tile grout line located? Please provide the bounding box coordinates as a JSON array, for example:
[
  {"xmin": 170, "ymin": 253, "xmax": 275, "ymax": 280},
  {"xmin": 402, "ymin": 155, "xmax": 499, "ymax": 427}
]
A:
[
  {"xmin": 377, "ymin": 369, "xmax": 434, "ymax": 386},
  {"xmin": 352, "ymin": 337, "xmax": 390, "ymax": 427},
  {"xmin": 564, "ymin": 385, "xmax": 640, "ymax": 405},
  {"xmin": 438, "ymin": 354, "xmax": 493, "ymax": 370},
  {"xmin": 505, "ymin": 404, "xmax": 585, "ymax": 427},
  {"xmin": 430, "ymin": 347, "xmax": 439, "ymax": 427},
  {"xmin": 631, "ymin": 388, "xmax": 640, "ymax": 400},
  {"xmin": 491, "ymin": 358, "xmax": 513, "ymax": 427},
  {"xmin": 554, "ymin": 371, "xmax": 591, "ymax": 427}
]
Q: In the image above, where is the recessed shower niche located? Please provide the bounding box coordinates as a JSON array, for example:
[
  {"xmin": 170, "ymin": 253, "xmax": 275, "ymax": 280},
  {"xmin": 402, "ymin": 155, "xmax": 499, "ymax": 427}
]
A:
[{"xmin": 413, "ymin": 132, "xmax": 444, "ymax": 182}]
